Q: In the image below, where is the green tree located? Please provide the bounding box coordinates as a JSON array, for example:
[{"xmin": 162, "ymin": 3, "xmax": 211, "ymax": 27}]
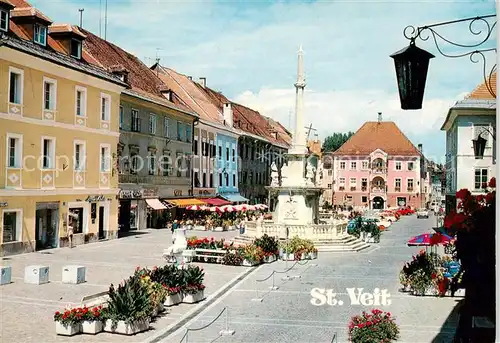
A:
[{"xmin": 322, "ymin": 132, "xmax": 354, "ymax": 152}]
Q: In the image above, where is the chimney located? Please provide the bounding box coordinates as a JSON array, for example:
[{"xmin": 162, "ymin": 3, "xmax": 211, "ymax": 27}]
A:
[
  {"xmin": 187, "ymin": 76, "xmax": 192, "ymax": 81},
  {"xmin": 223, "ymin": 102, "xmax": 234, "ymax": 128},
  {"xmin": 418, "ymin": 144, "xmax": 423, "ymax": 153},
  {"xmin": 199, "ymin": 77, "xmax": 206, "ymax": 88},
  {"xmin": 377, "ymin": 112, "xmax": 382, "ymax": 123}
]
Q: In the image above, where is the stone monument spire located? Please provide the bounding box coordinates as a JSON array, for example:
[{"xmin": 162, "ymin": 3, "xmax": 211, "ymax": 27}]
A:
[{"xmin": 291, "ymin": 45, "xmax": 307, "ymax": 154}]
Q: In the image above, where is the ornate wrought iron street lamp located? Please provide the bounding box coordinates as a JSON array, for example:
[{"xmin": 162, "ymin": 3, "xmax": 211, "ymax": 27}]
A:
[
  {"xmin": 391, "ymin": 15, "xmax": 497, "ymax": 110},
  {"xmin": 472, "ymin": 127, "xmax": 496, "ymax": 159}
]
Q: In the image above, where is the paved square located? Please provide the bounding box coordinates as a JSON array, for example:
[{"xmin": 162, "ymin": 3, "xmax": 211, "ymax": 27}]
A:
[
  {"xmin": 0, "ymin": 229, "xmax": 244, "ymax": 343},
  {"xmin": 161, "ymin": 215, "xmax": 459, "ymax": 343}
]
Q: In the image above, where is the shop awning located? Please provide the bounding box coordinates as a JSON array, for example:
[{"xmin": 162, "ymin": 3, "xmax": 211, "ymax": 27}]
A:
[
  {"xmin": 166, "ymin": 198, "xmax": 206, "ymax": 208},
  {"xmin": 220, "ymin": 193, "xmax": 249, "ymax": 203},
  {"xmin": 202, "ymin": 198, "xmax": 231, "ymax": 206},
  {"xmin": 146, "ymin": 198, "xmax": 168, "ymax": 210}
]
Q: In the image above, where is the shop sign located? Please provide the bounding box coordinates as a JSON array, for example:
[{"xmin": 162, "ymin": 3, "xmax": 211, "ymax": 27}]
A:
[
  {"xmin": 174, "ymin": 189, "xmax": 183, "ymax": 197},
  {"xmin": 0, "ymin": 202, "xmax": 7, "ymax": 207},
  {"xmin": 119, "ymin": 189, "xmax": 143, "ymax": 199},
  {"xmin": 85, "ymin": 195, "xmax": 105, "ymax": 202},
  {"xmin": 142, "ymin": 188, "xmax": 158, "ymax": 198},
  {"xmin": 196, "ymin": 188, "xmax": 216, "ymax": 197}
]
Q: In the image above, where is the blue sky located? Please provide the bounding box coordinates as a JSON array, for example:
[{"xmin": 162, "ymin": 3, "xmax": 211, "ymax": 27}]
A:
[{"xmin": 31, "ymin": 0, "xmax": 496, "ymax": 161}]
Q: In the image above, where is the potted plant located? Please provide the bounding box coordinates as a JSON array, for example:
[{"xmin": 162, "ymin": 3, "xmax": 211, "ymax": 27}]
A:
[
  {"xmin": 398, "ymin": 269, "xmax": 410, "ymax": 292},
  {"xmin": 137, "ymin": 269, "xmax": 166, "ymax": 316},
  {"xmin": 54, "ymin": 308, "xmax": 82, "ymax": 336},
  {"xmin": 254, "ymin": 234, "xmax": 279, "ymax": 263},
  {"xmin": 103, "ymin": 276, "xmax": 152, "ymax": 335},
  {"xmin": 182, "ymin": 265, "xmax": 205, "ymax": 303},
  {"xmin": 279, "ymin": 241, "xmax": 295, "ymax": 261},
  {"xmin": 223, "ymin": 247, "xmax": 244, "ymax": 266},
  {"xmin": 80, "ymin": 305, "xmax": 105, "ymax": 334},
  {"xmin": 348, "ymin": 309, "xmax": 399, "ymax": 343},
  {"xmin": 151, "ymin": 265, "xmax": 184, "ymax": 307},
  {"xmin": 241, "ymin": 244, "xmax": 264, "ymax": 266},
  {"xmin": 308, "ymin": 246, "xmax": 318, "ymax": 260}
]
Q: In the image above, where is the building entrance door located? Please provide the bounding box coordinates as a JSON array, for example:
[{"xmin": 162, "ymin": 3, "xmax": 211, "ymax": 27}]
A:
[
  {"xmin": 35, "ymin": 203, "xmax": 59, "ymax": 250},
  {"xmin": 372, "ymin": 197, "xmax": 385, "ymax": 210},
  {"xmin": 98, "ymin": 206, "xmax": 105, "ymax": 239}
]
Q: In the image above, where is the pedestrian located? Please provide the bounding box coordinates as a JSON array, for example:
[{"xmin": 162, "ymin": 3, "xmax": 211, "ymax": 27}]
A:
[
  {"xmin": 172, "ymin": 220, "xmax": 178, "ymax": 233},
  {"xmin": 67, "ymin": 216, "xmax": 74, "ymax": 248}
]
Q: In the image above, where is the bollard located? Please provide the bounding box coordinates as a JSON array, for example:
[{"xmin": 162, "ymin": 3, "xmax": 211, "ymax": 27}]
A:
[
  {"xmin": 268, "ymin": 272, "xmax": 279, "ymax": 290},
  {"xmin": 251, "ymin": 279, "xmax": 263, "ymax": 302},
  {"xmin": 219, "ymin": 308, "xmax": 235, "ymax": 336}
]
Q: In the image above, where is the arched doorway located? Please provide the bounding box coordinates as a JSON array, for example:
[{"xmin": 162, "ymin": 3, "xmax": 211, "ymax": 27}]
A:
[{"xmin": 372, "ymin": 196, "xmax": 385, "ymax": 210}]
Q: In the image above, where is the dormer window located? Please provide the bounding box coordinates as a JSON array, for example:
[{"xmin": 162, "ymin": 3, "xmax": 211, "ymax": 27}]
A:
[
  {"xmin": 34, "ymin": 24, "xmax": 47, "ymax": 46},
  {"xmin": 70, "ymin": 39, "xmax": 82, "ymax": 59},
  {"xmin": 0, "ymin": 10, "xmax": 8, "ymax": 32}
]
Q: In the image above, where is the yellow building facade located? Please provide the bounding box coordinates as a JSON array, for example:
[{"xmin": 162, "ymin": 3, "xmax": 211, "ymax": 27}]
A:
[{"xmin": 0, "ymin": 44, "xmax": 125, "ymax": 255}]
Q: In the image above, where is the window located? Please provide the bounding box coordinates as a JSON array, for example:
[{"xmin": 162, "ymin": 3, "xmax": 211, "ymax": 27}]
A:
[
  {"xmin": 119, "ymin": 106, "xmax": 123, "ymax": 129},
  {"xmin": 340, "ymin": 161, "xmax": 346, "ymax": 170},
  {"xmin": 149, "ymin": 114, "xmax": 156, "ymax": 134},
  {"xmin": 407, "ymin": 162, "xmax": 414, "ymax": 171},
  {"xmin": 362, "ymin": 161, "xmax": 369, "ymax": 169},
  {"xmin": 70, "ymin": 39, "xmax": 82, "ymax": 59},
  {"xmin": 100, "ymin": 94, "xmax": 110, "ymax": 121},
  {"xmin": 100, "ymin": 145, "xmax": 110, "ymax": 172},
  {"xmin": 225, "ymin": 173, "xmax": 229, "ymax": 187},
  {"xmin": 218, "ymin": 145, "xmax": 222, "ymax": 160},
  {"xmin": 74, "ymin": 141, "xmax": 85, "ymax": 171},
  {"xmin": 361, "ymin": 178, "xmax": 367, "ymax": 189},
  {"xmin": 194, "ymin": 172, "xmax": 200, "ymax": 187},
  {"xmin": 0, "ymin": 10, "xmax": 9, "ymax": 32},
  {"xmin": 328, "ymin": 170, "xmax": 333, "ymax": 176},
  {"xmin": 194, "ymin": 138, "xmax": 199, "ymax": 156},
  {"xmin": 34, "ymin": 24, "xmax": 47, "ymax": 46},
  {"xmin": 219, "ymin": 173, "xmax": 222, "ymax": 187},
  {"xmin": 339, "ymin": 177, "xmax": 345, "ymax": 184},
  {"xmin": 130, "ymin": 153, "xmax": 138, "ymax": 174},
  {"xmin": 164, "ymin": 118, "xmax": 170, "ymax": 137},
  {"xmin": 395, "ymin": 178, "xmax": 401, "ymax": 190},
  {"xmin": 210, "ymin": 173, "xmax": 213, "ymax": 188},
  {"xmin": 185, "ymin": 125, "xmax": 192, "ymax": 143},
  {"xmin": 232, "ymin": 174, "xmax": 236, "ymax": 187},
  {"xmin": 75, "ymin": 87, "xmax": 86, "ymax": 117},
  {"xmin": 346, "ymin": 195, "xmax": 353, "ymax": 202},
  {"xmin": 226, "ymin": 147, "xmax": 230, "ymax": 161},
  {"xmin": 362, "ymin": 196, "xmax": 368, "ymax": 203},
  {"xmin": 395, "ymin": 161, "xmax": 402, "ymax": 170},
  {"xmin": 43, "ymin": 79, "xmax": 56, "ymax": 111},
  {"xmin": 131, "ymin": 110, "xmax": 140, "ymax": 132},
  {"xmin": 407, "ymin": 178, "xmax": 414, "ymax": 190},
  {"xmin": 350, "ymin": 161, "xmax": 357, "ymax": 170},
  {"xmin": 474, "ymin": 168, "xmax": 488, "ymax": 189},
  {"xmin": 9, "ymin": 68, "xmax": 23, "ymax": 104},
  {"xmin": 232, "ymin": 148, "xmax": 235, "ymax": 162},
  {"xmin": 148, "ymin": 151, "xmax": 156, "ymax": 175},
  {"xmin": 212, "ymin": 144, "xmax": 216, "ymax": 157},
  {"xmin": 176, "ymin": 153, "xmax": 182, "ymax": 177},
  {"xmin": 327, "ymin": 183, "xmax": 332, "ymax": 188},
  {"xmin": 41, "ymin": 138, "xmax": 55, "ymax": 169},
  {"xmin": 350, "ymin": 177, "xmax": 356, "ymax": 186},
  {"xmin": 177, "ymin": 122, "xmax": 183, "ymax": 141},
  {"xmin": 161, "ymin": 152, "xmax": 171, "ymax": 176},
  {"xmin": 7, "ymin": 134, "xmax": 22, "ymax": 168},
  {"xmin": 203, "ymin": 172, "xmax": 207, "ymax": 188},
  {"xmin": 2, "ymin": 210, "xmax": 22, "ymax": 243}
]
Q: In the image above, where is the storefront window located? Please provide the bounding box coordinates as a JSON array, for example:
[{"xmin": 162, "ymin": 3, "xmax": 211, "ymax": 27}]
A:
[
  {"xmin": 69, "ymin": 208, "xmax": 84, "ymax": 234},
  {"xmin": 2, "ymin": 211, "xmax": 19, "ymax": 243}
]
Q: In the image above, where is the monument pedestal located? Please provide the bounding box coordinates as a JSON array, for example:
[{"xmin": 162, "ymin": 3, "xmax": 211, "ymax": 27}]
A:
[{"xmin": 273, "ymin": 187, "xmax": 322, "ymax": 226}]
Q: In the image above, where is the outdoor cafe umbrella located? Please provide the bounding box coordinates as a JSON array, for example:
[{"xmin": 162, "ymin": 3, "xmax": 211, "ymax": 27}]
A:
[
  {"xmin": 185, "ymin": 205, "xmax": 209, "ymax": 211},
  {"xmin": 407, "ymin": 233, "xmax": 452, "ymax": 246},
  {"xmin": 255, "ymin": 204, "xmax": 268, "ymax": 210}
]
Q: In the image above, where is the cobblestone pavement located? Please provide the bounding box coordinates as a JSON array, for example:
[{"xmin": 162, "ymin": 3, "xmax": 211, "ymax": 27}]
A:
[
  {"xmin": 161, "ymin": 215, "xmax": 459, "ymax": 343},
  {"xmin": 0, "ymin": 229, "xmax": 244, "ymax": 343}
]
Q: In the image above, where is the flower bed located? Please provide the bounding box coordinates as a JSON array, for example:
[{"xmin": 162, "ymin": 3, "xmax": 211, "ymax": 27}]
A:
[
  {"xmin": 54, "ymin": 264, "xmax": 206, "ymax": 336},
  {"xmin": 348, "ymin": 309, "xmax": 399, "ymax": 343}
]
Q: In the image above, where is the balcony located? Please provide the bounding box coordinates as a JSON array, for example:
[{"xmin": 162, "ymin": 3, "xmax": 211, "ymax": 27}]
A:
[
  {"xmin": 372, "ymin": 167, "xmax": 387, "ymax": 174},
  {"xmin": 371, "ymin": 187, "xmax": 385, "ymax": 193},
  {"xmin": 119, "ymin": 174, "xmax": 189, "ymax": 186}
]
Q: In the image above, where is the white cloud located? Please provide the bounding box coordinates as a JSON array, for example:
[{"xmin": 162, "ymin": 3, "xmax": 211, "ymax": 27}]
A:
[{"xmin": 234, "ymin": 87, "xmax": 466, "ymax": 142}]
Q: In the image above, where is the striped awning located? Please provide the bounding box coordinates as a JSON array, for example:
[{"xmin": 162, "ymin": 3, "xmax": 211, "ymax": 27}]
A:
[
  {"xmin": 202, "ymin": 198, "xmax": 231, "ymax": 206},
  {"xmin": 146, "ymin": 198, "xmax": 168, "ymax": 210},
  {"xmin": 166, "ymin": 198, "xmax": 206, "ymax": 208}
]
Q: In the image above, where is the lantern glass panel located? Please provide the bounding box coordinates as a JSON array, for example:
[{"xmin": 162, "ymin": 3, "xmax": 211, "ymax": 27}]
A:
[{"xmin": 473, "ymin": 136, "xmax": 487, "ymax": 159}]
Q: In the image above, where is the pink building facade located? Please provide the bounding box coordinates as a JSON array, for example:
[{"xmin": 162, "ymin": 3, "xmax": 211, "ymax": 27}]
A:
[{"xmin": 330, "ymin": 120, "xmax": 427, "ymax": 210}]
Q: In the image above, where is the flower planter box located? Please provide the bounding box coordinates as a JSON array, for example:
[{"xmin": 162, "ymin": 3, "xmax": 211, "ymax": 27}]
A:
[
  {"xmin": 81, "ymin": 320, "xmax": 103, "ymax": 334},
  {"xmin": 156, "ymin": 302, "xmax": 165, "ymax": 315},
  {"xmin": 104, "ymin": 319, "xmax": 150, "ymax": 335},
  {"xmin": 308, "ymin": 251, "xmax": 318, "ymax": 260},
  {"xmin": 400, "ymin": 285, "xmax": 411, "ymax": 292},
  {"xmin": 263, "ymin": 255, "xmax": 276, "ymax": 263},
  {"xmin": 193, "ymin": 225, "xmax": 206, "ymax": 231},
  {"xmin": 281, "ymin": 253, "xmax": 295, "ymax": 261},
  {"xmin": 214, "ymin": 226, "xmax": 224, "ymax": 232},
  {"xmin": 183, "ymin": 290, "xmax": 205, "ymax": 304},
  {"xmin": 300, "ymin": 253, "xmax": 307, "ymax": 260},
  {"xmin": 242, "ymin": 259, "xmax": 259, "ymax": 267},
  {"xmin": 55, "ymin": 322, "xmax": 81, "ymax": 336},
  {"xmin": 182, "ymin": 250, "xmax": 196, "ymax": 263},
  {"xmin": 164, "ymin": 293, "xmax": 183, "ymax": 307}
]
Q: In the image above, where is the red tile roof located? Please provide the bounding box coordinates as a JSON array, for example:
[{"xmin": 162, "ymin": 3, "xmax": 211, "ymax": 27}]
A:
[
  {"xmin": 80, "ymin": 29, "xmax": 194, "ymax": 115},
  {"xmin": 333, "ymin": 121, "xmax": 421, "ymax": 156},
  {"xmin": 198, "ymin": 85, "xmax": 290, "ymax": 147},
  {"xmin": 48, "ymin": 24, "xmax": 86, "ymax": 39},
  {"xmin": 465, "ymin": 72, "xmax": 497, "ymax": 100}
]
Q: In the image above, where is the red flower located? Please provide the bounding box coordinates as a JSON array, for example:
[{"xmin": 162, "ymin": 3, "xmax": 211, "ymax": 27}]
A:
[
  {"xmin": 456, "ymin": 189, "xmax": 471, "ymax": 200},
  {"xmin": 488, "ymin": 177, "xmax": 496, "ymax": 188},
  {"xmin": 55, "ymin": 311, "xmax": 60, "ymax": 315}
]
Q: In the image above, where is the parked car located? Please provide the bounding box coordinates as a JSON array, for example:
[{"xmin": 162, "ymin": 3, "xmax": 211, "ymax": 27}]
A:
[{"xmin": 416, "ymin": 208, "xmax": 429, "ymax": 219}]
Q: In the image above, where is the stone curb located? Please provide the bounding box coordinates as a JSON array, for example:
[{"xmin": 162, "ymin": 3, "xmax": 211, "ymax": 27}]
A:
[{"xmin": 144, "ymin": 265, "xmax": 260, "ymax": 343}]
